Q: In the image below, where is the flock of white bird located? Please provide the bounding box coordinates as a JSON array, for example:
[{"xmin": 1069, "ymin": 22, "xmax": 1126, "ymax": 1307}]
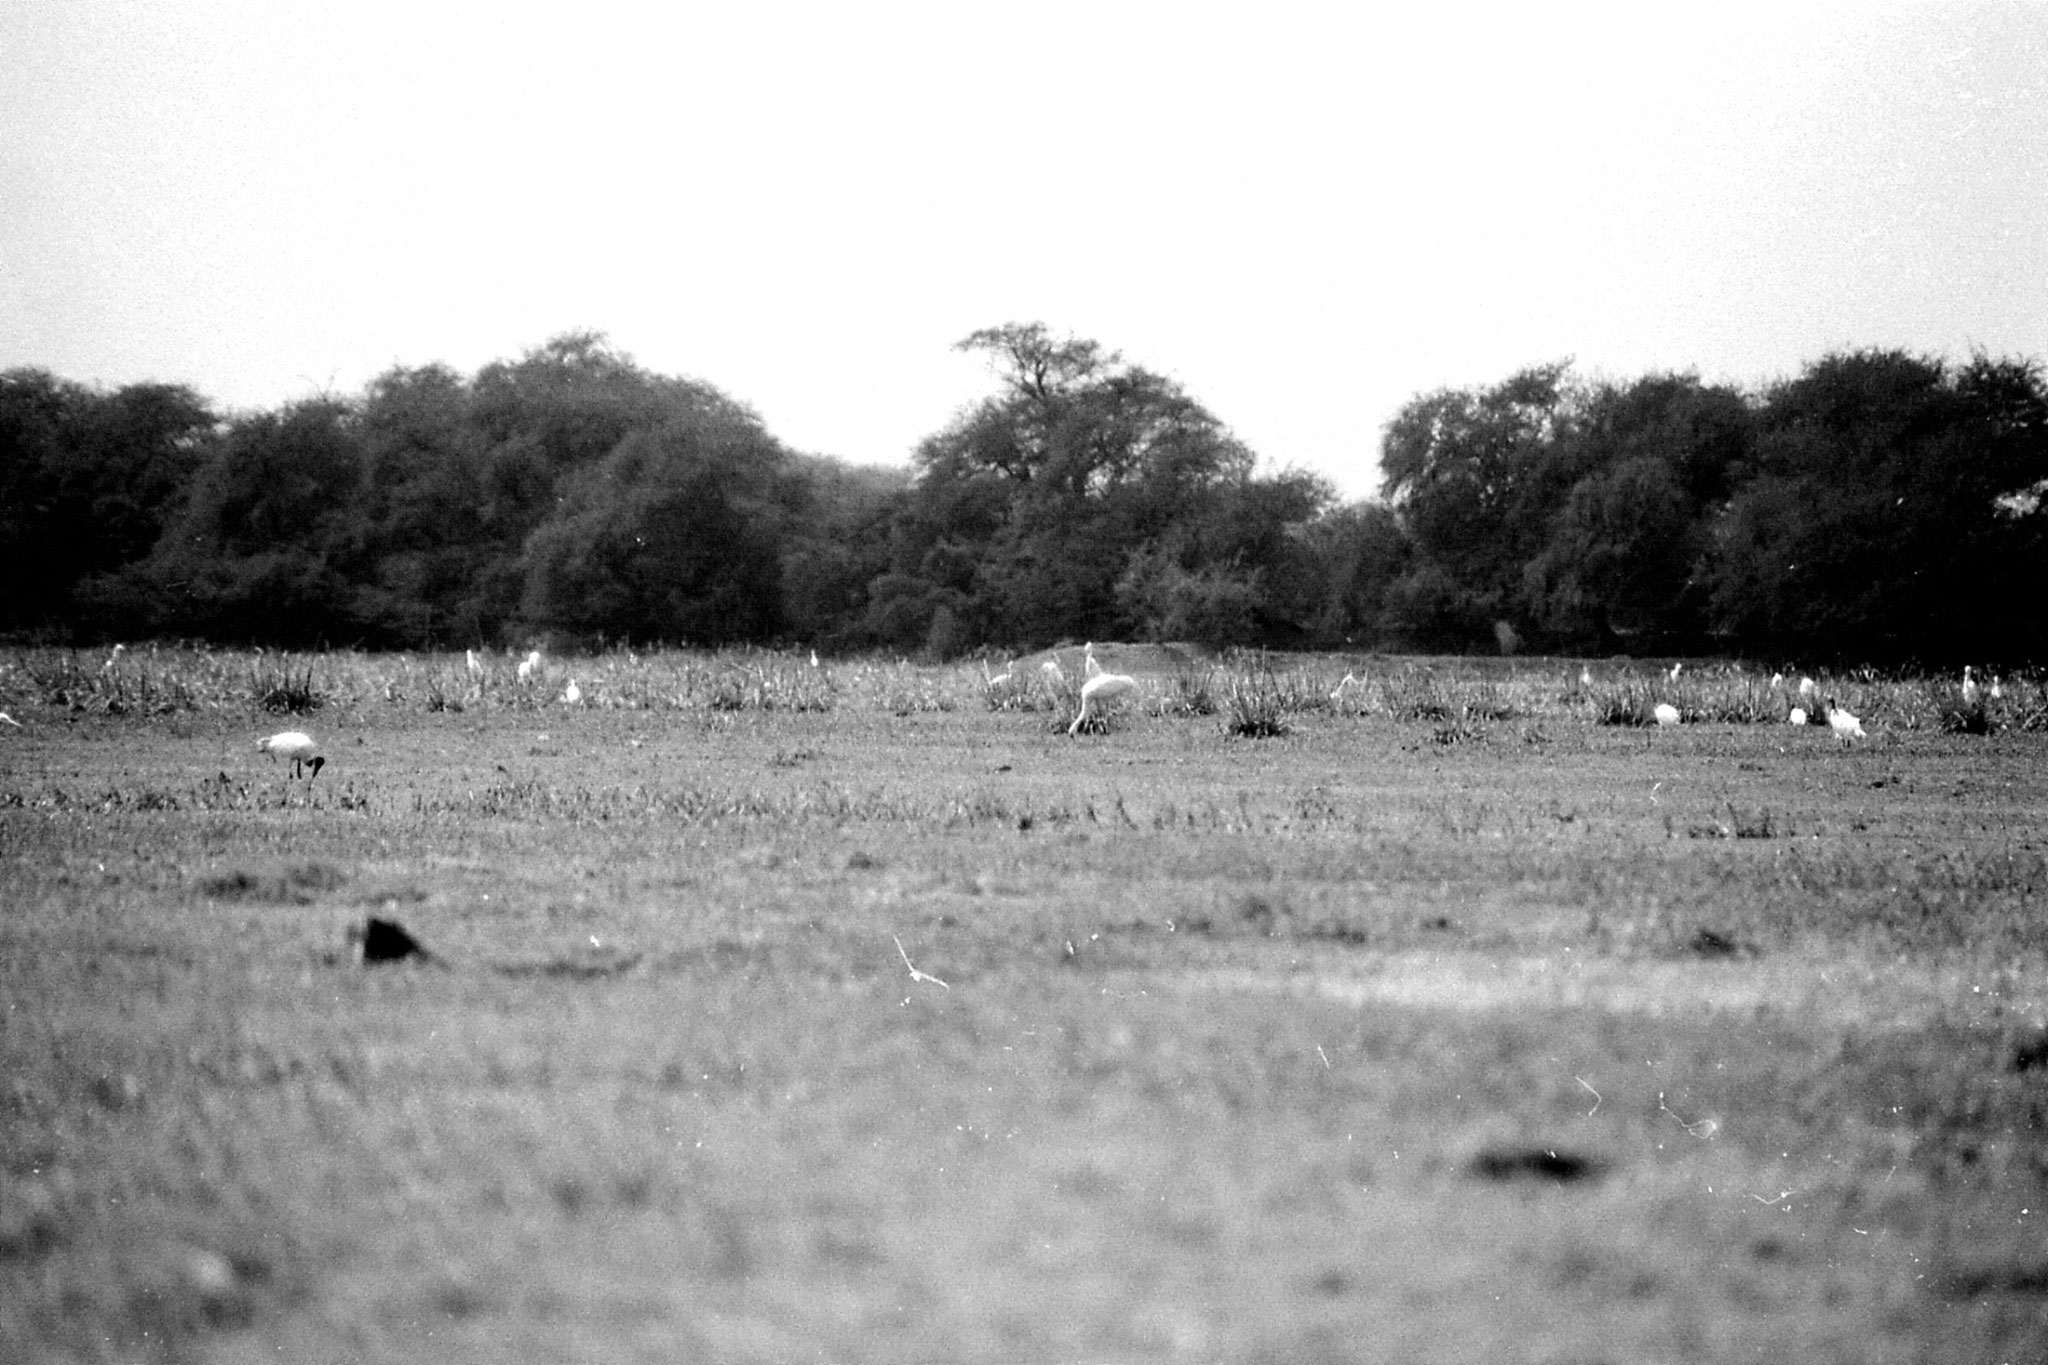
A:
[{"xmin": 9, "ymin": 645, "xmax": 1993, "ymax": 780}]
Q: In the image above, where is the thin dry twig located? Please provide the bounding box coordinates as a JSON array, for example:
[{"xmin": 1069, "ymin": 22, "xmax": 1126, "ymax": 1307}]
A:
[{"xmin": 894, "ymin": 935, "xmax": 949, "ymax": 989}]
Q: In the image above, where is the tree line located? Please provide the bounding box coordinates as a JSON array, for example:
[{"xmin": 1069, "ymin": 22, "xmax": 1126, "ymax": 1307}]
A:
[{"xmin": 4, "ymin": 325, "xmax": 2045, "ymax": 663}]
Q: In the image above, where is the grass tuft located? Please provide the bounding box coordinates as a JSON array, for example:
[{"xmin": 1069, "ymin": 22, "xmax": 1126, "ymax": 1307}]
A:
[
  {"xmin": 1221, "ymin": 667, "xmax": 1292, "ymax": 738},
  {"xmin": 251, "ymin": 659, "xmax": 322, "ymax": 714}
]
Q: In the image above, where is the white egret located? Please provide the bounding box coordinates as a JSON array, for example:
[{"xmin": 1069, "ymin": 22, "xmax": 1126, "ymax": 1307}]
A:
[
  {"xmin": 561, "ymin": 679, "xmax": 582, "ymax": 705},
  {"xmin": 1069, "ymin": 671, "xmax": 1141, "ymax": 736},
  {"xmin": 1825, "ymin": 698, "xmax": 1865, "ymax": 743},
  {"xmin": 1788, "ymin": 707, "xmax": 1808, "ymax": 726},
  {"xmin": 517, "ymin": 650, "xmax": 543, "ymax": 683},
  {"xmin": 1654, "ymin": 702, "xmax": 1681, "ymax": 726}
]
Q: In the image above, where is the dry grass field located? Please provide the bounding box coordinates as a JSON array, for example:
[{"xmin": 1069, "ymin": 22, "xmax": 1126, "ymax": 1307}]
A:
[{"xmin": 2, "ymin": 646, "xmax": 2046, "ymax": 1363}]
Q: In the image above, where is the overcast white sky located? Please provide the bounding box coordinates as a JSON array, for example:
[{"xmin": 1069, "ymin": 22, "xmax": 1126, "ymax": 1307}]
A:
[{"xmin": 4, "ymin": 2, "xmax": 2045, "ymax": 500}]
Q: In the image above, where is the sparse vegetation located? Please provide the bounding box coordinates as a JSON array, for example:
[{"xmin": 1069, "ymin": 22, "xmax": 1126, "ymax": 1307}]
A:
[{"xmin": 3, "ymin": 647, "xmax": 2047, "ymax": 1364}]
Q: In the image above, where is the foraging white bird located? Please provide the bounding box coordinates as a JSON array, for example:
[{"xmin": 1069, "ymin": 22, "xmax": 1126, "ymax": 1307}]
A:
[
  {"xmin": 1788, "ymin": 707, "xmax": 1808, "ymax": 726},
  {"xmin": 1961, "ymin": 666, "xmax": 1981, "ymax": 706},
  {"xmin": 0, "ymin": 711, "xmax": 20, "ymax": 728},
  {"xmin": 516, "ymin": 649, "xmax": 543, "ymax": 683},
  {"xmin": 1824, "ymin": 698, "xmax": 1864, "ymax": 743},
  {"xmin": 257, "ymin": 730, "xmax": 325, "ymax": 779},
  {"xmin": 561, "ymin": 678, "xmax": 581, "ymax": 705},
  {"xmin": 1653, "ymin": 702, "xmax": 1681, "ymax": 726},
  {"xmin": 1069, "ymin": 671, "xmax": 1141, "ymax": 736}
]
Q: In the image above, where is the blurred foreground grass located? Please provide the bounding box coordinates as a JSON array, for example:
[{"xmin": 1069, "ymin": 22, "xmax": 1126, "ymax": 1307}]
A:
[{"xmin": 2, "ymin": 650, "xmax": 2046, "ymax": 1362}]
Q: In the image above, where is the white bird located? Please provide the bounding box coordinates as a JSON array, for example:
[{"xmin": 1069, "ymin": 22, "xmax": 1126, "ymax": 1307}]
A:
[
  {"xmin": 0, "ymin": 711, "xmax": 21, "ymax": 729},
  {"xmin": 257, "ymin": 730, "xmax": 325, "ymax": 779},
  {"xmin": 1961, "ymin": 665, "xmax": 1981, "ymax": 706},
  {"xmin": 1330, "ymin": 671, "xmax": 1359, "ymax": 703},
  {"xmin": 1788, "ymin": 707, "xmax": 1808, "ymax": 726},
  {"xmin": 1579, "ymin": 665, "xmax": 1595, "ymax": 689},
  {"xmin": 1824, "ymin": 698, "xmax": 1864, "ymax": 743},
  {"xmin": 1070, "ymin": 671, "xmax": 1141, "ymax": 736},
  {"xmin": 1040, "ymin": 658, "xmax": 1067, "ymax": 686},
  {"xmin": 1990, "ymin": 674, "xmax": 2004, "ymax": 701},
  {"xmin": 102, "ymin": 643, "xmax": 126, "ymax": 673},
  {"xmin": 1797, "ymin": 676, "xmax": 1818, "ymax": 703},
  {"xmin": 1083, "ymin": 642, "xmax": 1103, "ymax": 678},
  {"xmin": 1769, "ymin": 672, "xmax": 1784, "ymax": 689},
  {"xmin": 982, "ymin": 658, "xmax": 1014, "ymax": 688},
  {"xmin": 561, "ymin": 678, "xmax": 581, "ymax": 705},
  {"xmin": 517, "ymin": 649, "xmax": 543, "ymax": 683},
  {"xmin": 1653, "ymin": 702, "xmax": 1681, "ymax": 726},
  {"xmin": 1668, "ymin": 662, "xmax": 1683, "ymax": 683},
  {"xmin": 465, "ymin": 649, "xmax": 484, "ymax": 678},
  {"xmin": 810, "ymin": 649, "xmax": 820, "ymax": 669}
]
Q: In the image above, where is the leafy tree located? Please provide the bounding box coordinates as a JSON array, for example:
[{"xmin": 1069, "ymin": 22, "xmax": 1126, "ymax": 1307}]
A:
[
  {"xmin": 778, "ymin": 456, "xmax": 910, "ymax": 647},
  {"xmin": 1297, "ymin": 501, "xmax": 1416, "ymax": 644},
  {"xmin": 346, "ymin": 363, "xmax": 496, "ymax": 645},
  {"xmin": 518, "ymin": 401, "xmax": 792, "ymax": 645},
  {"xmin": 1704, "ymin": 350, "xmax": 2048, "ymax": 660},
  {"xmin": 895, "ymin": 322, "xmax": 1322, "ymax": 649},
  {"xmin": 1379, "ymin": 363, "xmax": 1575, "ymax": 644},
  {"xmin": 0, "ymin": 370, "xmax": 215, "ymax": 636},
  {"xmin": 115, "ymin": 397, "xmax": 366, "ymax": 643},
  {"xmin": 1521, "ymin": 373, "xmax": 1754, "ymax": 649}
]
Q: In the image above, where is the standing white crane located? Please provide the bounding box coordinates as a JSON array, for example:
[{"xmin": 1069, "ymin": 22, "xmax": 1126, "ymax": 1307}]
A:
[
  {"xmin": 517, "ymin": 650, "xmax": 543, "ymax": 683},
  {"xmin": 257, "ymin": 730, "xmax": 325, "ymax": 779},
  {"xmin": 1083, "ymin": 643, "xmax": 1104, "ymax": 679},
  {"xmin": 466, "ymin": 649, "xmax": 485, "ymax": 680},
  {"xmin": 561, "ymin": 678, "xmax": 582, "ymax": 705},
  {"xmin": 1069, "ymin": 670, "xmax": 1141, "ymax": 736}
]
